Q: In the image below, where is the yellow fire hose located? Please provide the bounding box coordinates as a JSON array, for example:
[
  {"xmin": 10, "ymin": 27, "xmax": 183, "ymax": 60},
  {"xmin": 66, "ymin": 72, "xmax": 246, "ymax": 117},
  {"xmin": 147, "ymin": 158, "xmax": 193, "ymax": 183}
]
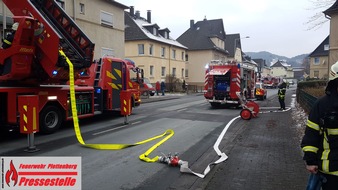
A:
[
  {"xmin": 61, "ymin": 50, "xmax": 232, "ymax": 178},
  {"xmin": 60, "ymin": 50, "xmax": 174, "ymax": 162}
]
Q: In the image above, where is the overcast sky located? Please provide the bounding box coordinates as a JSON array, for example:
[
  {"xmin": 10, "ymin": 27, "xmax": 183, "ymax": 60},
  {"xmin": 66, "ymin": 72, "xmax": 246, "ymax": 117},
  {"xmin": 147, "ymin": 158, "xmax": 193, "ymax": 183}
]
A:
[{"xmin": 120, "ymin": 0, "xmax": 331, "ymax": 58}]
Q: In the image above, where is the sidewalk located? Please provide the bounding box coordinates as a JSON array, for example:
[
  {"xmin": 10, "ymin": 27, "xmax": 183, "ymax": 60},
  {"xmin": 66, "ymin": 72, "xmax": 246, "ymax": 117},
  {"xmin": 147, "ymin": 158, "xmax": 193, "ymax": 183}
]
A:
[
  {"xmin": 198, "ymin": 88, "xmax": 309, "ymax": 190},
  {"xmin": 204, "ymin": 107, "xmax": 309, "ymax": 189},
  {"xmin": 141, "ymin": 92, "xmax": 189, "ymax": 103}
]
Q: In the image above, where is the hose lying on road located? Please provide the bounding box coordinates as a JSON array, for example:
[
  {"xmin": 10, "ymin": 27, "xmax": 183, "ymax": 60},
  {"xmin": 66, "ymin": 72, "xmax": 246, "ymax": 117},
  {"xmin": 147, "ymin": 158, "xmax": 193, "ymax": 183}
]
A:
[{"xmin": 65, "ymin": 51, "xmax": 240, "ymax": 178}]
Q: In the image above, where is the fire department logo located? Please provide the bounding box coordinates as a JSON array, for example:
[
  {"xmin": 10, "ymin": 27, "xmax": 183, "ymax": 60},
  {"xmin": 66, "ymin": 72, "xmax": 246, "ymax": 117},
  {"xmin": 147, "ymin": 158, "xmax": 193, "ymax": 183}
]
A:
[
  {"xmin": 1, "ymin": 157, "xmax": 81, "ymax": 190},
  {"xmin": 5, "ymin": 160, "xmax": 18, "ymax": 187}
]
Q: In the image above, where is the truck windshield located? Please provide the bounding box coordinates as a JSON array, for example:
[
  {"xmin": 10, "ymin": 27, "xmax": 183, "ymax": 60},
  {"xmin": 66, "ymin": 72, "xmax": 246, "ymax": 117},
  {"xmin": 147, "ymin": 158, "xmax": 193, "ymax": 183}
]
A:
[{"xmin": 130, "ymin": 68, "xmax": 138, "ymax": 82}]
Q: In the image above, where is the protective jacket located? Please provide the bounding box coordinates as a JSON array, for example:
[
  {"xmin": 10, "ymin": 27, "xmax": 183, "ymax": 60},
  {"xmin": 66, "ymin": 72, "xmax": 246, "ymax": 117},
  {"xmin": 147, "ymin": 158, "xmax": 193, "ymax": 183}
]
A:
[
  {"xmin": 2, "ymin": 32, "xmax": 15, "ymax": 49},
  {"xmin": 301, "ymin": 90, "xmax": 338, "ymax": 176},
  {"xmin": 277, "ymin": 83, "xmax": 286, "ymax": 100}
]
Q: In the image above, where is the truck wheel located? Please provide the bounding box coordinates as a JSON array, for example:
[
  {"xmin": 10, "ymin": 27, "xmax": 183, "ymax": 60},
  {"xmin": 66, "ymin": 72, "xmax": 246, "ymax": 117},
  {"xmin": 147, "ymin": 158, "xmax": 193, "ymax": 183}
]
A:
[
  {"xmin": 240, "ymin": 109, "xmax": 252, "ymax": 120},
  {"xmin": 39, "ymin": 105, "xmax": 62, "ymax": 134}
]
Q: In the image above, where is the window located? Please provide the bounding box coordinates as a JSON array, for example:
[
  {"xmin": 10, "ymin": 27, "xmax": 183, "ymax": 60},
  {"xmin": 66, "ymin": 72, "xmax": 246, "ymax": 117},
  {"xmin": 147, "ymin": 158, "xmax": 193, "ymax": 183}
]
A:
[
  {"xmin": 149, "ymin": 44, "xmax": 153, "ymax": 56},
  {"xmin": 161, "ymin": 47, "xmax": 165, "ymax": 57},
  {"xmin": 181, "ymin": 68, "xmax": 184, "ymax": 78},
  {"xmin": 314, "ymin": 57, "xmax": 320, "ymax": 65},
  {"xmin": 138, "ymin": 44, "xmax": 144, "ymax": 55},
  {"xmin": 185, "ymin": 54, "xmax": 189, "ymax": 61},
  {"xmin": 101, "ymin": 48, "xmax": 114, "ymax": 57},
  {"xmin": 314, "ymin": 70, "xmax": 319, "ymax": 78},
  {"xmin": 181, "ymin": 52, "xmax": 184, "ymax": 60},
  {"xmin": 172, "ymin": 49, "xmax": 176, "ymax": 59},
  {"xmin": 101, "ymin": 11, "xmax": 113, "ymax": 27},
  {"xmin": 56, "ymin": 0, "xmax": 65, "ymax": 8},
  {"xmin": 150, "ymin": 66, "xmax": 154, "ymax": 76},
  {"xmin": 153, "ymin": 28, "xmax": 157, "ymax": 35},
  {"xmin": 324, "ymin": 44, "xmax": 329, "ymax": 51},
  {"xmin": 172, "ymin": 68, "xmax": 176, "ymax": 77},
  {"xmin": 185, "ymin": 69, "xmax": 189, "ymax": 77},
  {"xmin": 161, "ymin": 67, "xmax": 166, "ymax": 77},
  {"xmin": 79, "ymin": 3, "xmax": 85, "ymax": 14}
]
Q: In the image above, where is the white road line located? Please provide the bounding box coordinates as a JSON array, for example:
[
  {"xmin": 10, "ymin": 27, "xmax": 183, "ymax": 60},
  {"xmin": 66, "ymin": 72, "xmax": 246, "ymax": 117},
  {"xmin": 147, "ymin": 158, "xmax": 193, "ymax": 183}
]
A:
[
  {"xmin": 132, "ymin": 121, "xmax": 142, "ymax": 125},
  {"xmin": 92, "ymin": 125, "xmax": 127, "ymax": 136},
  {"xmin": 92, "ymin": 121, "xmax": 143, "ymax": 135}
]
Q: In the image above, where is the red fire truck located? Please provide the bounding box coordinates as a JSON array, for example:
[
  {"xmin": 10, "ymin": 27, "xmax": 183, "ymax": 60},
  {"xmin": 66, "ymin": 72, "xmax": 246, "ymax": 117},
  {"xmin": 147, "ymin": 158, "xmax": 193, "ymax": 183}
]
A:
[
  {"xmin": 0, "ymin": 0, "xmax": 142, "ymax": 133},
  {"xmin": 204, "ymin": 60, "xmax": 256, "ymax": 107},
  {"xmin": 262, "ymin": 76, "xmax": 280, "ymax": 89}
]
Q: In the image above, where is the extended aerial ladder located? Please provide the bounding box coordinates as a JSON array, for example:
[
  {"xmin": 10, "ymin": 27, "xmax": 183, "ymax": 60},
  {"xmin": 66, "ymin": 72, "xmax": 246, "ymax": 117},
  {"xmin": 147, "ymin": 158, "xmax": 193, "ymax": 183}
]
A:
[{"xmin": 1, "ymin": 0, "xmax": 95, "ymax": 84}]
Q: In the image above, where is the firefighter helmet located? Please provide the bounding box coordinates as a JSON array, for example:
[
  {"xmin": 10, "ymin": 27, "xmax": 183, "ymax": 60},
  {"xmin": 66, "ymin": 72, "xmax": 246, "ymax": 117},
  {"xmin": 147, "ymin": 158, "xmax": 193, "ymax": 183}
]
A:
[
  {"xmin": 329, "ymin": 61, "xmax": 338, "ymax": 81},
  {"xmin": 12, "ymin": 22, "xmax": 19, "ymax": 31}
]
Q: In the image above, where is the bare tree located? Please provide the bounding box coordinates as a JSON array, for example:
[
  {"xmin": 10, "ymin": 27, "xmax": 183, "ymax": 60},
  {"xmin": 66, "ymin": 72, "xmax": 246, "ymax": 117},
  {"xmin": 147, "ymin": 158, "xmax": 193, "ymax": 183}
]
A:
[{"xmin": 306, "ymin": 0, "xmax": 336, "ymax": 30}]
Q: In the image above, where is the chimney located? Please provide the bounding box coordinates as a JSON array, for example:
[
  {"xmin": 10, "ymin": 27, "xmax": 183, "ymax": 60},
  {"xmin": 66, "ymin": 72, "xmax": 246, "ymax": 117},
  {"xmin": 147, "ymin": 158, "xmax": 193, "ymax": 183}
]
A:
[
  {"xmin": 135, "ymin": 10, "xmax": 140, "ymax": 18},
  {"xmin": 130, "ymin": 6, "xmax": 134, "ymax": 17},
  {"xmin": 147, "ymin": 10, "xmax": 151, "ymax": 23},
  {"xmin": 190, "ymin": 19, "xmax": 194, "ymax": 28}
]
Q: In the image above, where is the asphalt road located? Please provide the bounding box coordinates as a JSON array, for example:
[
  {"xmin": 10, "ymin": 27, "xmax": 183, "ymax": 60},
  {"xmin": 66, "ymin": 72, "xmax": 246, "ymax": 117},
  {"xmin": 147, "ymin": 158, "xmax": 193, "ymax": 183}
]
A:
[{"xmin": 0, "ymin": 85, "xmax": 308, "ymax": 190}]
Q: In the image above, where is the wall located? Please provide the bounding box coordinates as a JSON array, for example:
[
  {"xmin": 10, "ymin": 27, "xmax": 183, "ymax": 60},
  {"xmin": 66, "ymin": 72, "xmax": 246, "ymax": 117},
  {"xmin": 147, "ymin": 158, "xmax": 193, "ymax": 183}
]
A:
[
  {"xmin": 0, "ymin": 0, "xmax": 126, "ymax": 59},
  {"xmin": 125, "ymin": 40, "xmax": 186, "ymax": 84},
  {"xmin": 309, "ymin": 56, "xmax": 329, "ymax": 79},
  {"xmin": 185, "ymin": 50, "xmax": 213, "ymax": 87},
  {"xmin": 329, "ymin": 14, "xmax": 338, "ymax": 68},
  {"xmin": 67, "ymin": 0, "xmax": 126, "ymax": 59}
]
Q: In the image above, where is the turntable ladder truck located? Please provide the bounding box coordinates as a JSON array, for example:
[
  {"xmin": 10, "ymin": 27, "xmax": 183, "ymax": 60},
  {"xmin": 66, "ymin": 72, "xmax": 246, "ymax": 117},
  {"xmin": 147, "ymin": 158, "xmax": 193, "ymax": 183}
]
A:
[{"xmin": 0, "ymin": 0, "xmax": 142, "ymax": 134}]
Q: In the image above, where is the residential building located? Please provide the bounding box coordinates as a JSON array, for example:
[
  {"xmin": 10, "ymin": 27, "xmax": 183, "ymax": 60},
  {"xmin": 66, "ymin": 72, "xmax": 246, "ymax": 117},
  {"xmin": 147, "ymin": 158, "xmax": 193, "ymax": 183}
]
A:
[
  {"xmin": 270, "ymin": 60, "xmax": 294, "ymax": 79},
  {"xmin": 225, "ymin": 33, "xmax": 248, "ymax": 62},
  {"xmin": 177, "ymin": 18, "xmax": 229, "ymax": 88},
  {"xmin": 0, "ymin": 0, "xmax": 128, "ymax": 59},
  {"xmin": 124, "ymin": 7, "xmax": 187, "ymax": 84},
  {"xmin": 324, "ymin": 2, "xmax": 338, "ymax": 69},
  {"xmin": 308, "ymin": 36, "xmax": 329, "ymax": 79},
  {"xmin": 253, "ymin": 58, "xmax": 266, "ymax": 79},
  {"xmin": 293, "ymin": 67, "xmax": 306, "ymax": 81},
  {"xmin": 261, "ymin": 67, "xmax": 271, "ymax": 78}
]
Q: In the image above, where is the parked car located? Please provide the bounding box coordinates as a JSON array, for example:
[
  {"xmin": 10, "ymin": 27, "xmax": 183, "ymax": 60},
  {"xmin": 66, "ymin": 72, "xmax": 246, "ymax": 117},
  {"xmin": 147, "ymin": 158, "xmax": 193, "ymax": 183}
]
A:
[
  {"xmin": 140, "ymin": 78, "xmax": 156, "ymax": 96},
  {"xmin": 255, "ymin": 82, "xmax": 267, "ymax": 100}
]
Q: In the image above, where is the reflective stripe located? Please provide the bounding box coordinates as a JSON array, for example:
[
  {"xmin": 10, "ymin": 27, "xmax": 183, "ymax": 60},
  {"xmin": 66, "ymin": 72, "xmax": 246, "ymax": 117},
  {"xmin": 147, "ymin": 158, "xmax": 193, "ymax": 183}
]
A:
[
  {"xmin": 322, "ymin": 160, "xmax": 329, "ymax": 172},
  {"xmin": 302, "ymin": 146, "xmax": 318, "ymax": 153},
  {"xmin": 3, "ymin": 39, "xmax": 11, "ymax": 45},
  {"xmin": 327, "ymin": 128, "xmax": 338, "ymax": 135},
  {"xmin": 306, "ymin": 120, "xmax": 320, "ymax": 131},
  {"xmin": 322, "ymin": 133, "xmax": 330, "ymax": 172},
  {"xmin": 321, "ymin": 170, "xmax": 338, "ymax": 176}
]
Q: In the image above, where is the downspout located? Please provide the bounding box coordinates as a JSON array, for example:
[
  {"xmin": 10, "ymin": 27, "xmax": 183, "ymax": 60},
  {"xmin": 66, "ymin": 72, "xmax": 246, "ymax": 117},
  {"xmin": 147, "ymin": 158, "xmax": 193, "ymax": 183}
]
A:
[
  {"xmin": 168, "ymin": 45, "xmax": 171, "ymax": 77},
  {"xmin": 168, "ymin": 45, "xmax": 171, "ymax": 91},
  {"xmin": 73, "ymin": 0, "xmax": 76, "ymax": 21},
  {"xmin": 325, "ymin": 14, "xmax": 331, "ymax": 79}
]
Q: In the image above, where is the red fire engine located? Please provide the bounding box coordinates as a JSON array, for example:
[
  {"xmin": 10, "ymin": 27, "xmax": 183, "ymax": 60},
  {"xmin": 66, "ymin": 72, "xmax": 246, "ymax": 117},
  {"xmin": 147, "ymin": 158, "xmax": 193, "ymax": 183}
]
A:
[
  {"xmin": 204, "ymin": 60, "xmax": 256, "ymax": 107},
  {"xmin": 0, "ymin": 0, "xmax": 142, "ymax": 133},
  {"xmin": 262, "ymin": 76, "xmax": 280, "ymax": 89}
]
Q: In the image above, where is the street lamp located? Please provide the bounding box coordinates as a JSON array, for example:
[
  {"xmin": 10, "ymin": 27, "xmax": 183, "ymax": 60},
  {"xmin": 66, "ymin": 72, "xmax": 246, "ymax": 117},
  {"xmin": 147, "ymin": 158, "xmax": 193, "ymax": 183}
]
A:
[{"xmin": 234, "ymin": 36, "xmax": 250, "ymax": 57}]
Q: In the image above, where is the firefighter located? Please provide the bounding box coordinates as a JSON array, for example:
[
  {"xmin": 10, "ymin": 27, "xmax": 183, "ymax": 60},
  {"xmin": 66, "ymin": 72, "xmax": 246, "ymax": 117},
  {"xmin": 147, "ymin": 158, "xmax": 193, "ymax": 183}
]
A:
[
  {"xmin": 301, "ymin": 61, "xmax": 338, "ymax": 189},
  {"xmin": 2, "ymin": 22, "xmax": 19, "ymax": 49},
  {"xmin": 277, "ymin": 80, "xmax": 286, "ymax": 110}
]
